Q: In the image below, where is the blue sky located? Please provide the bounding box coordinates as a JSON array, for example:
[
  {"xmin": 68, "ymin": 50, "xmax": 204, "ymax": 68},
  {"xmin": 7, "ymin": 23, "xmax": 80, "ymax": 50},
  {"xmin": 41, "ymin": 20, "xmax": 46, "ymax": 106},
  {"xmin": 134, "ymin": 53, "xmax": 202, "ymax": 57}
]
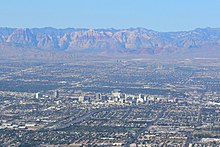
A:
[{"xmin": 0, "ymin": 0, "xmax": 220, "ymax": 31}]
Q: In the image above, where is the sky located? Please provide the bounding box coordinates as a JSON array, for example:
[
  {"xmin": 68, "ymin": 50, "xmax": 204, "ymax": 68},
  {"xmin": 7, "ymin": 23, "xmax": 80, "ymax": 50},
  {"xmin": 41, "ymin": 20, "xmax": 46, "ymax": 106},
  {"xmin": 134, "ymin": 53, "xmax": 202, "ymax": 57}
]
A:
[{"xmin": 0, "ymin": 0, "xmax": 220, "ymax": 32}]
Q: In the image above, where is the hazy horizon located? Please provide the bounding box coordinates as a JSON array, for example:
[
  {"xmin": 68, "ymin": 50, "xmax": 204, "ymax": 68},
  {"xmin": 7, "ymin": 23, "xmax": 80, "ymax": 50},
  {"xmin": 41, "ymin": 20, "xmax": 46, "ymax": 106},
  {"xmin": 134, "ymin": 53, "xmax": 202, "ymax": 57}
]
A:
[
  {"xmin": 1, "ymin": 0, "xmax": 220, "ymax": 32},
  {"xmin": 1, "ymin": 26, "xmax": 219, "ymax": 33}
]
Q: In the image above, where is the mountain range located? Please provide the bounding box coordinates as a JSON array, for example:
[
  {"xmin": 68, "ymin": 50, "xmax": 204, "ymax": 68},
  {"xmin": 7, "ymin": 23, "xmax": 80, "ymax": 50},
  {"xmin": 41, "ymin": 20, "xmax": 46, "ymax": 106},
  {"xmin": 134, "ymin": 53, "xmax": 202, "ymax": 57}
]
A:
[{"xmin": 0, "ymin": 27, "xmax": 220, "ymax": 60}]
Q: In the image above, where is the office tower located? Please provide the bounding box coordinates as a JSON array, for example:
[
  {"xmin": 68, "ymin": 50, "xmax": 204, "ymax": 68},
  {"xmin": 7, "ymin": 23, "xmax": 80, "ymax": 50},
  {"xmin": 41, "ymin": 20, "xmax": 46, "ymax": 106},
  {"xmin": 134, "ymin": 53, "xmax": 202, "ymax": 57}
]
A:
[
  {"xmin": 35, "ymin": 93, "xmax": 39, "ymax": 99},
  {"xmin": 55, "ymin": 90, "xmax": 59, "ymax": 98},
  {"xmin": 96, "ymin": 93, "xmax": 101, "ymax": 101},
  {"xmin": 35, "ymin": 93, "xmax": 43, "ymax": 99}
]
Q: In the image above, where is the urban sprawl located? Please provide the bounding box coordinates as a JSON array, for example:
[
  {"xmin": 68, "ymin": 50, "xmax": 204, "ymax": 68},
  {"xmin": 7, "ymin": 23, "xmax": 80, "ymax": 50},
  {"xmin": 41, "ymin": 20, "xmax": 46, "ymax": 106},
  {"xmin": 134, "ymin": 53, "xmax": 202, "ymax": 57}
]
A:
[{"xmin": 0, "ymin": 57, "xmax": 220, "ymax": 146}]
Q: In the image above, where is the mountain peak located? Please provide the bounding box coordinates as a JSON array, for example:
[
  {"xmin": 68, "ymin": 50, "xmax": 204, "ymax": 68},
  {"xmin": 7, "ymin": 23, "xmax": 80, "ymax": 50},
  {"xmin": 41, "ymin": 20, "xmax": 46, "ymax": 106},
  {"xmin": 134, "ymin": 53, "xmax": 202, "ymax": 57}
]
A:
[{"xmin": 0, "ymin": 27, "xmax": 220, "ymax": 57}]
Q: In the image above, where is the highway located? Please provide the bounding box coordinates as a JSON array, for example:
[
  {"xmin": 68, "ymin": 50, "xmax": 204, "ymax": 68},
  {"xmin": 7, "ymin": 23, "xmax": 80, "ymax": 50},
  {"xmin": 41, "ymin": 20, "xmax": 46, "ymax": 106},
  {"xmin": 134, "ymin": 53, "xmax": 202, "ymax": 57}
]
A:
[
  {"xmin": 45, "ymin": 106, "xmax": 134, "ymax": 130},
  {"xmin": 125, "ymin": 108, "xmax": 166, "ymax": 147}
]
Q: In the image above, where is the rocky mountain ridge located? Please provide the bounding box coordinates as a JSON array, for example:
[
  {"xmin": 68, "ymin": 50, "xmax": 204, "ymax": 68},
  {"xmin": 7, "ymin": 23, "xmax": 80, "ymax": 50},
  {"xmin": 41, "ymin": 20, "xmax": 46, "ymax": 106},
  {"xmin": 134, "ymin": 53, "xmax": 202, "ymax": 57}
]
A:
[{"xmin": 0, "ymin": 27, "xmax": 220, "ymax": 55}]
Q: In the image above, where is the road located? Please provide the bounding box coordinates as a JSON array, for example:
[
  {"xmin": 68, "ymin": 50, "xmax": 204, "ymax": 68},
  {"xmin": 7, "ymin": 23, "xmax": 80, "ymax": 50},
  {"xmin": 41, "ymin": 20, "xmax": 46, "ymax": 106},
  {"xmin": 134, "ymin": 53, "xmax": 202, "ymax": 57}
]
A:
[
  {"xmin": 45, "ymin": 106, "xmax": 133, "ymax": 130},
  {"xmin": 185, "ymin": 132, "xmax": 193, "ymax": 147},
  {"xmin": 124, "ymin": 108, "xmax": 166, "ymax": 147}
]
